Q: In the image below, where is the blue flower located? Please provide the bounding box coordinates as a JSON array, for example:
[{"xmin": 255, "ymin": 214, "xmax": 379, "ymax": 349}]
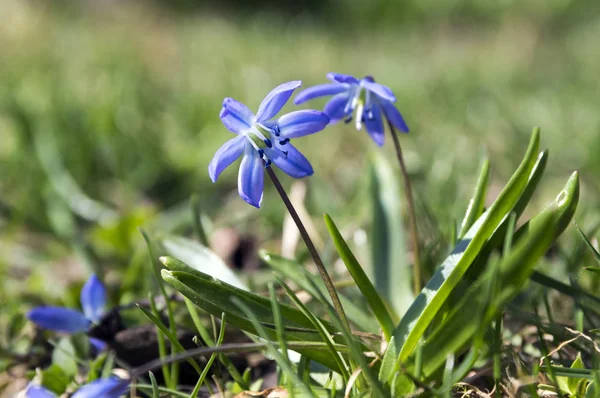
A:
[
  {"xmin": 209, "ymin": 81, "xmax": 329, "ymax": 208},
  {"xmin": 27, "ymin": 274, "xmax": 106, "ymax": 337},
  {"xmin": 25, "ymin": 376, "xmax": 129, "ymax": 398},
  {"xmin": 294, "ymin": 73, "xmax": 409, "ymax": 146}
]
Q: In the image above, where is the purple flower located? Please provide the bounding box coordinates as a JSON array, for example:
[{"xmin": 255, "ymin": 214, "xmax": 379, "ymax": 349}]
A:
[
  {"xmin": 27, "ymin": 274, "xmax": 106, "ymax": 334},
  {"xmin": 209, "ymin": 81, "xmax": 329, "ymax": 208},
  {"xmin": 25, "ymin": 377, "xmax": 129, "ymax": 398},
  {"xmin": 294, "ymin": 73, "xmax": 409, "ymax": 146}
]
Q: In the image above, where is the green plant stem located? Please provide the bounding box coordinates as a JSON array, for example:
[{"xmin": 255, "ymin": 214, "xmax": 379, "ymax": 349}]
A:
[
  {"xmin": 387, "ymin": 121, "xmax": 421, "ymax": 296},
  {"xmin": 191, "ymin": 194, "xmax": 209, "ymax": 246},
  {"xmin": 131, "ymin": 341, "xmax": 349, "ymax": 379},
  {"xmin": 265, "ymin": 166, "xmax": 350, "ymax": 332}
]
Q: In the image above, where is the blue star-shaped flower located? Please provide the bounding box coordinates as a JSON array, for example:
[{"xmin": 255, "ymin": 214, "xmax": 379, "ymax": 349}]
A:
[
  {"xmin": 27, "ymin": 274, "xmax": 106, "ymax": 346},
  {"xmin": 294, "ymin": 73, "xmax": 409, "ymax": 146},
  {"xmin": 25, "ymin": 376, "xmax": 129, "ymax": 398},
  {"xmin": 209, "ymin": 81, "xmax": 329, "ymax": 208}
]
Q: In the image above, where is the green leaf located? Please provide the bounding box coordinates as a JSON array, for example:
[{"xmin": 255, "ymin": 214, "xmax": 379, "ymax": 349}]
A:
[
  {"xmin": 161, "ymin": 256, "xmax": 333, "ymax": 333},
  {"xmin": 135, "ymin": 384, "xmax": 190, "ymax": 398},
  {"xmin": 148, "ymin": 371, "xmax": 160, "ymax": 398},
  {"xmin": 458, "ymin": 158, "xmax": 490, "ymax": 238},
  {"xmin": 586, "ymin": 381, "xmax": 598, "ymax": 398},
  {"xmin": 183, "ymin": 298, "xmax": 247, "ymax": 388},
  {"xmin": 324, "ymin": 213, "xmax": 395, "ymax": 340},
  {"xmin": 137, "ymin": 304, "xmax": 204, "ymax": 376},
  {"xmin": 40, "ymin": 364, "xmax": 70, "ymax": 395},
  {"xmin": 540, "ymin": 366, "xmax": 595, "ymax": 380},
  {"xmin": 530, "ymin": 271, "xmax": 600, "ymax": 314},
  {"xmin": 417, "ymin": 171, "xmax": 579, "ymax": 379},
  {"xmin": 381, "ymin": 128, "xmax": 541, "ymax": 382},
  {"xmin": 584, "ymin": 267, "xmax": 600, "ymax": 275},
  {"xmin": 278, "ymin": 278, "xmax": 351, "ymax": 381},
  {"xmin": 567, "ymin": 354, "xmax": 586, "ymax": 394},
  {"xmin": 51, "ymin": 337, "xmax": 78, "ymax": 376},
  {"xmin": 191, "ymin": 313, "xmax": 227, "ymax": 397},
  {"xmin": 160, "ymin": 258, "xmax": 345, "ymax": 371},
  {"xmin": 575, "ymin": 223, "xmax": 600, "ymax": 265},
  {"xmin": 232, "ymin": 297, "xmax": 316, "ymax": 397},
  {"xmin": 159, "ymin": 235, "xmax": 247, "ymax": 290},
  {"xmin": 320, "ymin": 295, "xmax": 390, "ymax": 398},
  {"xmin": 454, "ymin": 149, "xmax": 548, "ymax": 293},
  {"xmin": 369, "ymin": 154, "xmax": 413, "ymax": 316},
  {"xmin": 260, "ymin": 251, "xmax": 376, "ymax": 334}
]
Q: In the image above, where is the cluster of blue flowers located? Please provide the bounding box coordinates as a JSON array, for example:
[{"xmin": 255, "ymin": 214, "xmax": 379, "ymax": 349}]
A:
[
  {"xmin": 210, "ymin": 73, "xmax": 409, "ymax": 207},
  {"xmin": 25, "ymin": 275, "xmax": 130, "ymax": 397},
  {"xmin": 23, "ymin": 72, "xmax": 408, "ymax": 398}
]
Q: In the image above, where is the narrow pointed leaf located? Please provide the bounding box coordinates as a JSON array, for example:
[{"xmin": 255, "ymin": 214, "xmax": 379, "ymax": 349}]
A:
[
  {"xmin": 418, "ymin": 171, "xmax": 579, "ymax": 378},
  {"xmin": 137, "ymin": 305, "xmax": 204, "ymax": 375},
  {"xmin": 382, "ymin": 128, "xmax": 541, "ymax": 382},
  {"xmin": 278, "ymin": 279, "xmax": 350, "ymax": 381},
  {"xmin": 369, "ymin": 154, "xmax": 412, "ymax": 316},
  {"xmin": 324, "ymin": 213, "xmax": 395, "ymax": 340},
  {"xmin": 459, "ymin": 158, "xmax": 490, "ymax": 238},
  {"xmin": 260, "ymin": 251, "xmax": 376, "ymax": 334},
  {"xmin": 159, "ymin": 236, "xmax": 247, "ymax": 290},
  {"xmin": 575, "ymin": 223, "xmax": 600, "ymax": 264},
  {"xmin": 160, "ymin": 260, "xmax": 345, "ymax": 371}
]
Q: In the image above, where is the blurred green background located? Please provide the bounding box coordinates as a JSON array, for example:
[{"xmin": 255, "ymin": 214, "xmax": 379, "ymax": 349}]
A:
[{"xmin": 1, "ymin": 0, "xmax": 599, "ymax": 343}]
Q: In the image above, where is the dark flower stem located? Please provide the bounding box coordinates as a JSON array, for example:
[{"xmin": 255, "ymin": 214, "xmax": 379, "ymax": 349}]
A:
[
  {"xmin": 266, "ymin": 166, "xmax": 350, "ymax": 331},
  {"xmin": 387, "ymin": 120, "xmax": 422, "ymax": 296}
]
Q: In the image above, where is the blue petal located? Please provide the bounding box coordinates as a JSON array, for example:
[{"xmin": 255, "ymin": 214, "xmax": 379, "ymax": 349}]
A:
[
  {"xmin": 277, "ymin": 110, "xmax": 329, "ymax": 139},
  {"xmin": 361, "ymin": 79, "xmax": 396, "ymax": 102},
  {"xmin": 208, "ymin": 135, "xmax": 246, "ymax": 182},
  {"xmin": 221, "ymin": 98, "xmax": 254, "ymax": 133},
  {"xmin": 26, "ymin": 385, "xmax": 57, "ymax": 398},
  {"xmin": 238, "ymin": 143, "xmax": 264, "ymax": 208},
  {"xmin": 380, "ymin": 100, "xmax": 409, "ymax": 132},
  {"xmin": 255, "ymin": 81, "xmax": 302, "ymax": 122},
  {"xmin": 89, "ymin": 337, "xmax": 108, "ymax": 352},
  {"xmin": 326, "ymin": 72, "xmax": 359, "ymax": 84},
  {"xmin": 27, "ymin": 307, "xmax": 90, "ymax": 333},
  {"xmin": 323, "ymin": 93, "xmax": 350, "ymax": 123},
  {"xmin": 80, "ymin": 274, "xmax": 106, "ymax": 323},
  {"xmin": 71, "ymin": 377, "xmax": 129, "ymax": 398},
  {"xmin": 363, "ymin": 103, "xmax": 385, "ymax": 146},
  {"xmin": 268, "ymin": 143, "xmax": 314, "ymax": 178},
  {"xmin": 294, "ymin": 83, "xmax": 348, "ymax": 105}
]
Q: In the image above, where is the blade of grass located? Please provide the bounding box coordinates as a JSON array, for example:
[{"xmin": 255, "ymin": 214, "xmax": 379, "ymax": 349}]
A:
[
  {"xmin": 278, "ymin": 278, "xmax": 351, "ymax": 381},
  {"xmin": 183, "ymin": 298, "xmax": 247, "ymax": 388},
  {"xmin": 135, "ymin": 384, "xmax": 190, "ymax": 398},
  {"xmin": 148, "ymin": 371, "xmax": 160, "ymax": 398},
  {"xmin": 459, "ymin": 158, "xmax": 490, "ymax": 238},
  {"xmin": 260, "ymin": 251, "xmax": 376, "ymax": 334},
  {"xmin": 269, "ymin": 284, "xmax": 294, "ymax": 397},
  {"xmin": 303, "ymin": 274, "xmax": 389, "ymax": 397},
  {"xmin": 324, "ymin": 213, "xmax": 395, "ymax": 340},
  {"xmin": 494, "ymin": 212, "xmax": 516, "ymax": 393},
  {"xmin": 147, "ymin": 293, "xmax": 171, "ymax": 387},
  {"xmin": 369, "ymin": 154, "xmax": 413, "ymax": 315},
  {"xmin": 137, "ymin": 305, "xmax": 204, "ymax": 377},
  {"xmin": 575, "ymin": 223, "xmax": 600, "ymax": 264},
  {"xmin": 161, "ymin": 265, "xmax": 344, "ymax": 370},
  {"xmin": 190, "ymin": 194, "xmax": 209, "ymax": 247},
  {"xmin": 530, "ymin": 271, "xmax": 600, "ymax": 313},
  {"xmin": 141, "ymin": 230, "xmax": 179, "ymax": 387},
  {"xmin": 190, "ymin": 313, "xmax": 227, "ymax": 398},
  {"xmin": 231, "ymin": 297, "xmax": 316, "ymax": 398}
]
